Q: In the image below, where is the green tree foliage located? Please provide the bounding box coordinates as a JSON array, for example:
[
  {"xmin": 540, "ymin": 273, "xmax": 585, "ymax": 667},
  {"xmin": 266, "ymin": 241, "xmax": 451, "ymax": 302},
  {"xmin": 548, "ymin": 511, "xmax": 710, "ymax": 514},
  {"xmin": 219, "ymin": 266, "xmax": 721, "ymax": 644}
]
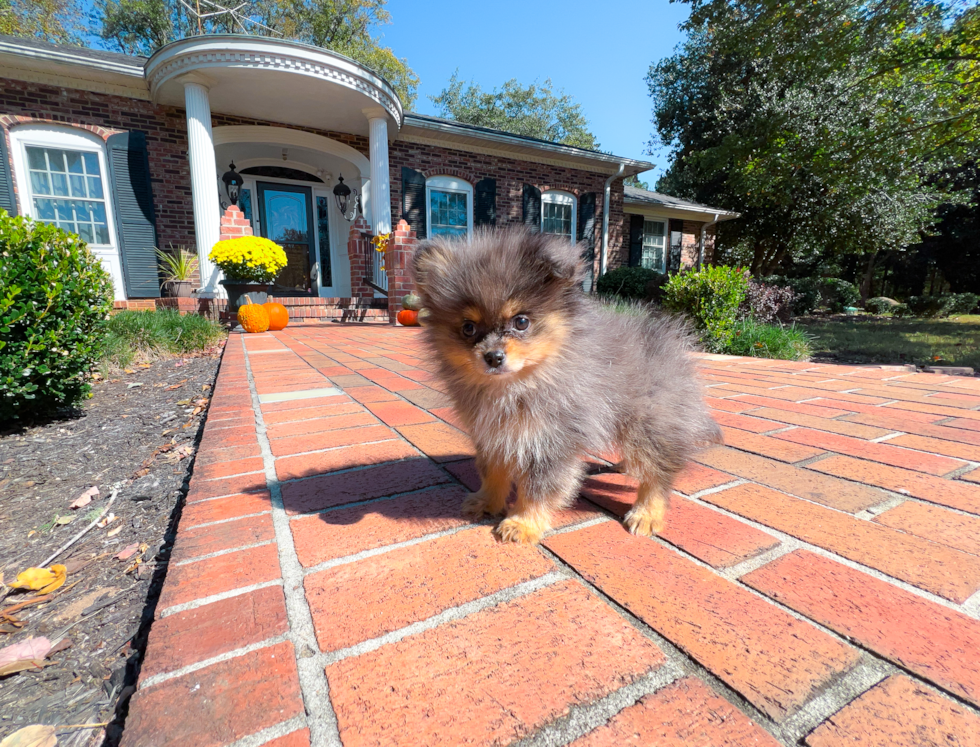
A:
[
  {"xmin": 97, "ymin": 0, "xmax": 419, "ymax": 106},
  {"xmin": 0, "ymin": 0, "xmax": 85, "ymax": 42},
  {"xmin": 648, "ymin": 0, "xmax": 979, "ymax": 277},
  {"xmin": 624, "ymin": 175, "xmax": 650, "ymax": 190},
  {"xmin": 430, "ymin": 72, "xmax": 600, "ymax": 150}
]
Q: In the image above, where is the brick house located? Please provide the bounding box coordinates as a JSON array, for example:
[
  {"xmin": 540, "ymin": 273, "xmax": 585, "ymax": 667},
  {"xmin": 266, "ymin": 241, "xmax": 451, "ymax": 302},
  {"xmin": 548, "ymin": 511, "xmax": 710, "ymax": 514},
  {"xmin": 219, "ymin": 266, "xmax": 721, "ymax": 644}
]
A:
[{"xmin": 0, "ymin": 33, "xmax": 736, "ymax": 318}]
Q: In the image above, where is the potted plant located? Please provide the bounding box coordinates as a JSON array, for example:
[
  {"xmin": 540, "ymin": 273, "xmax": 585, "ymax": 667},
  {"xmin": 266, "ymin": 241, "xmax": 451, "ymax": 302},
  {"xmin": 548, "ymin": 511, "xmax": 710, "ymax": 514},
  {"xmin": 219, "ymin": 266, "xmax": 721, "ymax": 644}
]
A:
[
  {"xmin": 156, "ymin": 246, "xmax": 198, "ymax": 298},
  {"xmin": 209, "ymin": 236, "xmax": 288, "ymax": 312}
]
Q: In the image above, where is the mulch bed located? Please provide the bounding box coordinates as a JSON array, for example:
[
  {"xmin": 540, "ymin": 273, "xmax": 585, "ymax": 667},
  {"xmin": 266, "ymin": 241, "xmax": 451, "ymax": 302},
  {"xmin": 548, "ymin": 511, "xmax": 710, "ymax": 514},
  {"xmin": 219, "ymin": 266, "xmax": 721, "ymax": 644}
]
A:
[{"xmin": 0, "ymin": 343, "xmax": 225, "ymax": 746}]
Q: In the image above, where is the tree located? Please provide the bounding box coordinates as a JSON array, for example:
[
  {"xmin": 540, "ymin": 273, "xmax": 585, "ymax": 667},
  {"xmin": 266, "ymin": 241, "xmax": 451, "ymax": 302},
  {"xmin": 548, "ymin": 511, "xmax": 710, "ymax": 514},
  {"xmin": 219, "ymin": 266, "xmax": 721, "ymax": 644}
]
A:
[
  {"xmin": 96, "ymin": 0, "xmax": 419, "ymax": 106},
  {"xmin": 624, "ymin": 175, "xmax": 650, "ymax": 190},
  {"xmin": 648, "ymin": 0, "xmax": 979, "ymax": 278},
  {"xmin": 0, "ymin": 0, "xmax": 85, "ymax": 42},
  {"xmin": 430, "ymin": 72, "xmax": 600, "ymax": 150}
]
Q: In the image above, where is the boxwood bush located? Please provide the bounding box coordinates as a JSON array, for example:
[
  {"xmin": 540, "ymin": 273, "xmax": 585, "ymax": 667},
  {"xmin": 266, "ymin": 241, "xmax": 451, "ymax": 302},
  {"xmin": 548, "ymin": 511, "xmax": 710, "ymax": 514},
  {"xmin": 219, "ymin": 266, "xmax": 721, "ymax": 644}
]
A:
[
  {"xmin": 820, "ymin": 278, "xmax": 861, "ymax": 313},
  {"xmin": 0, "ymin": 211, "xmax": 114, "ymax": 422},
  {"xmin": 865, "ymin": 297, "xmax": 899, "ymax": 315},
  {"xmin": 662, "ymin": 265, "xmax": 749, "ymax": 352},
  {"xmin": 595, "ymin": 266, "xmax": 666, "ymax": 302}
]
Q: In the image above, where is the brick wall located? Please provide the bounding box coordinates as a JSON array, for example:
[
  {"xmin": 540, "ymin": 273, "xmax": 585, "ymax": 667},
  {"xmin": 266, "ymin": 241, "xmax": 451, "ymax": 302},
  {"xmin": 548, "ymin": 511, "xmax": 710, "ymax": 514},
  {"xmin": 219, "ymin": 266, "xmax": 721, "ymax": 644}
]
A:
[{"xmin": 0, "ymin": 79, "xmax": 196, "ymax": 257}]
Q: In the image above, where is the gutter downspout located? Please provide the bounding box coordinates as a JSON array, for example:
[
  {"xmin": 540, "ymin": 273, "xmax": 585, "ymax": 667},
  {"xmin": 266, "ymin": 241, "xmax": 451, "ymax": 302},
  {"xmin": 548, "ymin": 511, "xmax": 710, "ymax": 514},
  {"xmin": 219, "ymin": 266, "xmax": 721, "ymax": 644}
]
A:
[
  {"xmin": 698, "ymin": 213, "xmax": 721, "ymax": 269},
  {"xmin": 599, "ymin": 162, "xmax": 626, "ymax": 281}
]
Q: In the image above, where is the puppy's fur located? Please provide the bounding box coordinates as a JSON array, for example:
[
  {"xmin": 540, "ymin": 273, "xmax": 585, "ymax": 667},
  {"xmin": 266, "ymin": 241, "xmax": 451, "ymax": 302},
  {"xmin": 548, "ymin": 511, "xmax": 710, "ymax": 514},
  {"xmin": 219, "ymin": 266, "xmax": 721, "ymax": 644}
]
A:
[{"xmin": 412, "ymin": 228, "xmax": 721, "ymax": 544}]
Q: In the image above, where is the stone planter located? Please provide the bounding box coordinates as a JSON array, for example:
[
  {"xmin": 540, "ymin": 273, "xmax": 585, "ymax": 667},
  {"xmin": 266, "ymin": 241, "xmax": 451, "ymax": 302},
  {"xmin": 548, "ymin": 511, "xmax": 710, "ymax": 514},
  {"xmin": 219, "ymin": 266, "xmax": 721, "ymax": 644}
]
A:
[
  {"xmin": 221, "ymin": 280, "xmax": 271, "ymax": 313},
  {"xmin": 165, "ymin": 280, "xmax": 194, "ymax": 298}
]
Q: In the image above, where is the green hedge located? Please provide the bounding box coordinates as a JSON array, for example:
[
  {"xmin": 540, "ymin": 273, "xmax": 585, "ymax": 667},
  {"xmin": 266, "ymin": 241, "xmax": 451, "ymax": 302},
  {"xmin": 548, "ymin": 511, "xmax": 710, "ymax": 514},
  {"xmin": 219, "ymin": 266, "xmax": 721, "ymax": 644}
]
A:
[
  {"xmin": 595, "ymin": 266, "xmax": 666, "ymax": 302},
  {"xmin": 662, "ymin": 265, "xmax": 749, "ymax": 352},
  {"xmin": 0, "ymin": 211, "xmax": 114, "ymax": 421}
]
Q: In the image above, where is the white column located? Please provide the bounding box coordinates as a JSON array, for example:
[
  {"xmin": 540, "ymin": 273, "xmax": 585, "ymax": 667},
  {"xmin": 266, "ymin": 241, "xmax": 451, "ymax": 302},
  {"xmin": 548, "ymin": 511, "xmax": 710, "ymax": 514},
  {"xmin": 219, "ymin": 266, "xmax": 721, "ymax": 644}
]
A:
[
  {"xmin": 183, "ymin": 78, "xmax": 222, "ymax": 296},
  {"xmin": 365, "ymin": 109, "xmax": 391, "ymax": 236}
]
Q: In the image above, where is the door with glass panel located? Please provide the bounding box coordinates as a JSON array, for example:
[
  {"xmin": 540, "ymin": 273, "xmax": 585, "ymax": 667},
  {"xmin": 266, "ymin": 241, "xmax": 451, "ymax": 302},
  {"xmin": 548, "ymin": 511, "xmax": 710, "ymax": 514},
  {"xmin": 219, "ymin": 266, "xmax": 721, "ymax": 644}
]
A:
[{"xmin": 256, "ymin": 182, "xmax": 315, "ymax": 293}]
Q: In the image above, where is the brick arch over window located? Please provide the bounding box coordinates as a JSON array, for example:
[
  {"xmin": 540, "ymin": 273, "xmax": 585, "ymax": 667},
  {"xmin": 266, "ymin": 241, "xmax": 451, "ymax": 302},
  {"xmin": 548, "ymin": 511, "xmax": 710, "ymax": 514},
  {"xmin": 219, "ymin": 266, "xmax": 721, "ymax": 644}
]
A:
[
  {"xmin": 0, "ymin": 116, "xmax": 121, "ymax": 140},
  {"xmin": 537, "ymin": 182, "xmax": 584, "ymax": 196},
  {"xmin": 420, "ymin": 167, "xmax": 480, "ymax": 185}
]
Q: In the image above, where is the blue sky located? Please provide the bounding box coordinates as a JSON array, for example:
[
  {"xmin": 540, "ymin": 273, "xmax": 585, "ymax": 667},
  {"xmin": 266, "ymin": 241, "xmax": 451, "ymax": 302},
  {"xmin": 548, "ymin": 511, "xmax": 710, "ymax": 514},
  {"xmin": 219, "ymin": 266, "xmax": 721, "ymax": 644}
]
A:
[{"xmin": 382, "ymin": 0, "xmax": 691, "ymax": 185}]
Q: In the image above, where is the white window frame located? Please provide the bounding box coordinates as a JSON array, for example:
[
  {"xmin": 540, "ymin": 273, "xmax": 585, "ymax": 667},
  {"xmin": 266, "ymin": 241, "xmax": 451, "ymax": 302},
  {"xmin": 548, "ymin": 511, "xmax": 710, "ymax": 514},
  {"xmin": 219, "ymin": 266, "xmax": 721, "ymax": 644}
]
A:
[
  {"xmin": 8, "ymin": 124, "xmax": 125, "ymax": 301},
  {"xmin": 425, "ymin": 175, "xmax": 473, "ymax": 238},
  {"xmin": 641, "ymin": 218, "xmax": 668, "ymax": 273},
  {"xmin": 541, "ymin": 190, "xmax": 576, "ymax": 243}
]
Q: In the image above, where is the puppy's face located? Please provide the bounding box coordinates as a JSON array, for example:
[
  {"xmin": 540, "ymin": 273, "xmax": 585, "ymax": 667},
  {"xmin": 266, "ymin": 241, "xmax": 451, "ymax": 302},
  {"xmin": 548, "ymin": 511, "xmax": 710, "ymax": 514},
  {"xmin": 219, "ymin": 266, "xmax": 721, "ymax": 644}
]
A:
[{"xmin": 412, "ymin": 229, "xmax": 584, "ymax": 386}]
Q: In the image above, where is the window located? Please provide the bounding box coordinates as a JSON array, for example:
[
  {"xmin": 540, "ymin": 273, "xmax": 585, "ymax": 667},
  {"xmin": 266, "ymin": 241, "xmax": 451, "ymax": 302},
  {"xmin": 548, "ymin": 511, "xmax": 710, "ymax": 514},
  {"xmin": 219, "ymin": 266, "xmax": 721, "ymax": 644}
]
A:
[
  {"xmin": 641, "ymin": 219, "xmax": 666, "ymax": 272},
  {"xmin": 541, "ymin": 191, "xmax": 576, "ymax": 242},
  {"xmin": 426, "ymin": 176, "xmax": 472, "ymax": 237},
  {"xmin": 9, "ymin": 125, "xmax": 123, "ymax": 300}
]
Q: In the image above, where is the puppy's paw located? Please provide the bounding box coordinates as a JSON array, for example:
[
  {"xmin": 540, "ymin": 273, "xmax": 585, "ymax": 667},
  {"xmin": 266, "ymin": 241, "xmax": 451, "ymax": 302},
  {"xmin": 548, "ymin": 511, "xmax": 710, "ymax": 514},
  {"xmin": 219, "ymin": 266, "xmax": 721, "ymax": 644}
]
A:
[
  {"xmin": 461, "ymin": 491, "xmax": 505, "ymax": 519},
  {"xmin": 624, "ymin": 505, "xmax": 666, "ymax": 537},
  {"xmin": 495, "ymin": 516, "xmax": 545, "ymax": 545}
]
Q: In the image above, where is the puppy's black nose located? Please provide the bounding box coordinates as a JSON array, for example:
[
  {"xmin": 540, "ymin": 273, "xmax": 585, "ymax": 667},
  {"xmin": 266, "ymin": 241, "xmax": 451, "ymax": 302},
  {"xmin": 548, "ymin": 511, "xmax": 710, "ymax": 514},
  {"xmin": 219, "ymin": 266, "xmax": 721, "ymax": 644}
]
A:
[{"xmin": 484, "ymin": 350, "xmax": 506, "ymax": 368}]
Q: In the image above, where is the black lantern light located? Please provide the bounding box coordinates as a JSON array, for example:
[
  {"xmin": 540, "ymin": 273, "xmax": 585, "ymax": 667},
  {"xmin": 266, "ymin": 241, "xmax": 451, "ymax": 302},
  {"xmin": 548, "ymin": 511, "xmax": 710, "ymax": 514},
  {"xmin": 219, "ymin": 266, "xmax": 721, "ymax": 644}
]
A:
[
  {"xmin": 333, "ymin": 174, "xmax": 360, "ymax": 221},
  {"xmin": 221, "ymin": 162, "xmax": 244, "ymax": 206}
]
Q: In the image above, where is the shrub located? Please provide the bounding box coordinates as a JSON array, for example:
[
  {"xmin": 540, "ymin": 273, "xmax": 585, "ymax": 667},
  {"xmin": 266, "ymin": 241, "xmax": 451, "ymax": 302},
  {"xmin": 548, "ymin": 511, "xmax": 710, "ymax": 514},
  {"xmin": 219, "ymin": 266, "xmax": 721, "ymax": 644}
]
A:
[
  {"xmin": 595, "ymin": 267, "xmax": 666, "ymax": 302},
  {"xmin": 662, "ymin": 265, "xmax": 749, "ymax": 352},
  {"xmin": 744, "ymin": 280, "xmax": 795, "ymax": 323},
  {"xmin": 905, "ymin": 293, "xmax": 980, "ymax": 318},
  {"xmin": 865, "ymin": 297, "xmax": 899, "ymax": 315},
  {"xmin": 725, "ymin": 318, "xmax": 811, "ymax": 361},
  {"xmin": 0, "ymin": 211, "xmax": 114, "ymax": 422},
  {"xmin": 892, "ymin": 302, "xmax": 911, "ymax": 317},
  {"xmin": 820, "ymin": 278, "xmax": 861, "ymax": 313},
  {"xmin": 762, "ymin": 275, "xmax": 821, "ymax": 316},
  {"xmin": 103, "ymin": 310, "xmax": 225, "ymax": 368},
  {"xmin": 946, "ymin": 292, "xmax": 979, "ymax": 315}
]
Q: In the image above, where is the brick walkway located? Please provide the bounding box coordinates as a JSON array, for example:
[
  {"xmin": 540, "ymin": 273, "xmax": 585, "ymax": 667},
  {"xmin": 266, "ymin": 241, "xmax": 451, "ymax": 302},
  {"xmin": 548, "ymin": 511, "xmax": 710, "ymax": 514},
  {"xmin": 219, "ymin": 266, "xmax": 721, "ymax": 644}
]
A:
[{"xmin": 121, "ymin": 326, "xmax": 980, "ymax": 747}]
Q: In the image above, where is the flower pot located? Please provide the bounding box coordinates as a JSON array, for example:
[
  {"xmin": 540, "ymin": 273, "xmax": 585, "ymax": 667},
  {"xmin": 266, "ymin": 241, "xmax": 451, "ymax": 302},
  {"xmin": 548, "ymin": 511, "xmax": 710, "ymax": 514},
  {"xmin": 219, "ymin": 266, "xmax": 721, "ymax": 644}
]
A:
[
  {"xmin": 165, "ymin": 280, "xmax": 194, "ymax": 298},
  {"xmin": 221, "ymin": 280, "xmax": 271, "ymax": 313}
]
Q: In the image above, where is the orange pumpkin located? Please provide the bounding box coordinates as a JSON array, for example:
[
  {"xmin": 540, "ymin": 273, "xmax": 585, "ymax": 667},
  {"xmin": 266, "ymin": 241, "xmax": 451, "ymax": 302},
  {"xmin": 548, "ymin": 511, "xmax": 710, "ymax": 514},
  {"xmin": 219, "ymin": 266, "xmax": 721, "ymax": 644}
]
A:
[
  {"xmin": 263, "ymin": 301, "xmax": 289, "ymax": 331},
  {"xmin": 237, "ymin": 298, "xmax": 270, "ymax": 333},
  {"xmin": 397, "ymin": 308, "xmax": 419, "ymax": 326}
]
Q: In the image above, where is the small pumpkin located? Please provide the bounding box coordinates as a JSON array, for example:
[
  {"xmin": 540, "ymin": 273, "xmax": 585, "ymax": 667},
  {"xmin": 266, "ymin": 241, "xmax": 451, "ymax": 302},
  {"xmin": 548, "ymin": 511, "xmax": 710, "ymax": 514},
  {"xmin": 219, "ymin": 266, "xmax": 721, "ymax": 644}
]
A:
[
  {"xmin": 263, "ymin": 301, "xmax": 289, "ymax": 331},
  {"xmin": 401, "ymin": 293, "xmax": 422, "ymax": 311},
  {"xmin": 238, "ymin": 298, "xmax": 270, "ymax": 333},
  {"xmin": 397, "ymin": 308, "xmax": 419, "ymax": 326}
]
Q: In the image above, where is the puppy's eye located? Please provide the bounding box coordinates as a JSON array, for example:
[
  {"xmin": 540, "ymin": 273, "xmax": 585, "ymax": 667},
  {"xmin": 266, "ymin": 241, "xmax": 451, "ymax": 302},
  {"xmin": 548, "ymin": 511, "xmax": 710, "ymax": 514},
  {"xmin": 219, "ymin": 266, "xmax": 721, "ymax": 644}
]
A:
[
  {"xmin": 513, "ymin": 315, "xmax": 530, "ymax": 331},
  {"xmin": 461, "ymin": 321, "xmax": 477, "ymax": 338}
]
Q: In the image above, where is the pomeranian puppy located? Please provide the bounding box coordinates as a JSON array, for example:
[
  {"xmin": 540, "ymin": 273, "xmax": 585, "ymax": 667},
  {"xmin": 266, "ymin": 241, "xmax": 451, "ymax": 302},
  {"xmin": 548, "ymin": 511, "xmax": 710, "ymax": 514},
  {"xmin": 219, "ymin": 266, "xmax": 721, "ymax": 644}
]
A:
[{"xmin": 411, "ymin": 228, "xmax": 721, "ymax": 545}]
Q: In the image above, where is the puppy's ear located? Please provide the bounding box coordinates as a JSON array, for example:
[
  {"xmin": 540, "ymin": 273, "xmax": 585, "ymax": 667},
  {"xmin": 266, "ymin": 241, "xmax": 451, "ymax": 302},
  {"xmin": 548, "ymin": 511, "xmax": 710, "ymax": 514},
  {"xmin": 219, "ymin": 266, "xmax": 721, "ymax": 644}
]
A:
[
  {"xmin": 411, "ymin": 239, "xmax": 454, "ymax": 301},
  {"xmin": 532, "ymin": 235, "xmax": 584, "ymax": 288}
]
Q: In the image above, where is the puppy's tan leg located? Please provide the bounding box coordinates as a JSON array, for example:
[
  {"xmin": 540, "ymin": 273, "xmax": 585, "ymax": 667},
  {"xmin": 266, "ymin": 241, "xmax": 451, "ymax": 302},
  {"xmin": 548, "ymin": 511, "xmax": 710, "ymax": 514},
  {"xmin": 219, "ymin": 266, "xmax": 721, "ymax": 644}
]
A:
[
  {"xmin": 461, "ymin": 456, "xmax": 510, "ymax": 519},
  {"xmin": 624, "ymin": 480, "xmax": 670, "ymax": 537},
  {"xmin": 497, "ymin": 463, "xmax": 583, "ymax": 544}
]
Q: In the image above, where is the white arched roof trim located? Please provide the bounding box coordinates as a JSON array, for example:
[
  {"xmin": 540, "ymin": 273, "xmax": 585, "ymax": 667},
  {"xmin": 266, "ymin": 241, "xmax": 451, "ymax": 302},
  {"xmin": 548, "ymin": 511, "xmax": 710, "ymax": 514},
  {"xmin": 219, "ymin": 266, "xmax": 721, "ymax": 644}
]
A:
[{"xmin": 213, "ymin": 125, "xmax": 371, "ymax": 179}]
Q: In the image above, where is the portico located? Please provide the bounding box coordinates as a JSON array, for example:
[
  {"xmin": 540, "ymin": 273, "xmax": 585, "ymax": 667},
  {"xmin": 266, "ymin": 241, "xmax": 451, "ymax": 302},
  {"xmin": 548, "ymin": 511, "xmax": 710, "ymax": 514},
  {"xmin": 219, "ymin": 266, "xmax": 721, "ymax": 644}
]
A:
[{"xmin": 144, "ymin": 35, "xmax": 402, "ymax": 297}]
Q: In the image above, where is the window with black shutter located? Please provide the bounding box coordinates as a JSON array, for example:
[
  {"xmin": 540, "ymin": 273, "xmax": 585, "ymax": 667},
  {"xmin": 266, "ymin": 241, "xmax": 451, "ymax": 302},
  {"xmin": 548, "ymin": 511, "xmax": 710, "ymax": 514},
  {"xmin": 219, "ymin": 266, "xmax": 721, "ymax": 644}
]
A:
[
  {"xmin": 628, "ymin": 214, "xmax": 644, "ymax": 267},
  {"xmin": 0, "ymin": 130, "xmax": 17, "ymax": 216},
  {"xmin": 474, "ymin": 177, "xmax": 496, "ymax": 228},
  {"xmin": 577, "ymin": 192, "xmax": 596, "ymax": 291},
  {"xmin": 401, "ymin": 167, "xmax": 426, "ymax": 239},
  {"xmin": 668, "ymin": 219, "xmax": 684, "ymax": 273},
  {"xmin": 106, "ymin": 131, "xmax": 161, "ymax": 298}
]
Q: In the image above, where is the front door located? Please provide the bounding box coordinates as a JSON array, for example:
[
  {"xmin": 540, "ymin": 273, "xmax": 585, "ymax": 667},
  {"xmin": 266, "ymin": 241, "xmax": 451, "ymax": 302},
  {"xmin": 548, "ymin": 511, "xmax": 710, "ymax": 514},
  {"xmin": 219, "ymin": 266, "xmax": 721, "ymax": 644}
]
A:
[{"xmin": 257, "ymin": 182, "xmax": 315, "ymax": 293}]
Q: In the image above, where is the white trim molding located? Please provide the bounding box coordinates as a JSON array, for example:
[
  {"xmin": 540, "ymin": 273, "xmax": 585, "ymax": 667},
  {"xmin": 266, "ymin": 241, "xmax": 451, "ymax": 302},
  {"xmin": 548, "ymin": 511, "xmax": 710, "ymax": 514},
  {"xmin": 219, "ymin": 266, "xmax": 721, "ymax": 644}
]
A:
[
  {"xmin": 541, "ymin": 190, "xmax": 577, "ymax": 244},
  {"xmin": 426, "ymin": 175, "xmax": 474, "ymax": 238},
  {"xmin": 212, "ymin": 125, "xmax": 371, "ymax": 180}
]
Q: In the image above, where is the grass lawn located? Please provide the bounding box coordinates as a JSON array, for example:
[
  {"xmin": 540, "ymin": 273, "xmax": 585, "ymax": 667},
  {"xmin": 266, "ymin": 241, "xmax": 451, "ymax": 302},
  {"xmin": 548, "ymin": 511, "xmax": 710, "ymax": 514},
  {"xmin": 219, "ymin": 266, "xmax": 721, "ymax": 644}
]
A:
[{"xmin": 799, "ymin": 315, "xmax": 980, "ymax": 369}]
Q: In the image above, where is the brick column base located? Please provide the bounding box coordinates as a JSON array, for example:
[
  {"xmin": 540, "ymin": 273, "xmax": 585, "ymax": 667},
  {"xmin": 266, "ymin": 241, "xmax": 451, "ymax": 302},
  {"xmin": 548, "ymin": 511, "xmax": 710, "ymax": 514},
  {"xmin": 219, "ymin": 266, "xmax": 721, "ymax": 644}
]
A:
[
  {"xmin": 347, "ymin": 217, "xmax": 375, "ymax": 300},
  {"xmin": 219, "ymin": 205, "xmax": 253, "ymax": 241},
  {"xmin": 386, "ymin": 219, "xmax": 419, "ymax": 324}
]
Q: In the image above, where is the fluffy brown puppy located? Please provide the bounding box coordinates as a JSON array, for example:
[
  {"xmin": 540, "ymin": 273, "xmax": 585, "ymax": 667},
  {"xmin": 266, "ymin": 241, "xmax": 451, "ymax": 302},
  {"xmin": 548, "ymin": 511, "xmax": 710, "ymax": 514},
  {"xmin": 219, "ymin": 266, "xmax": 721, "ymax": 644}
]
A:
[{"xmin": 412, "ymin": 228, "xmax": 721, "ymax": 544}]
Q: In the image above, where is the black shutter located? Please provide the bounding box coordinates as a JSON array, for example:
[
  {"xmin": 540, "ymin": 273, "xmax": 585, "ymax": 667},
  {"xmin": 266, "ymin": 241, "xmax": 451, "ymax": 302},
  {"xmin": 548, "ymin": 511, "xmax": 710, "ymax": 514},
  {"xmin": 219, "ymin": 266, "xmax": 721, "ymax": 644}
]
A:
[
  {"xmin": 401, "ymin": 167, "xmax": 426, "ymax": 239},
  {"xmin": 628, "ymin": 214, "xmax": 644, "ymax": 267},
  {"xmin": 106, "ymin": 131, "xmax": 159, "ymax": 298},
  {"xmin": 0, "ymin": 130, "xmax": 17, "ymax": 216},
  {"xmin": 577, "ymin": 192, "xmax": 596, "ymax": 291},
  {"xmin": 522, "ymin": 184, "xmax": 541, "ymax": 231},
  {"xmin": 668, "ymin": 219, "xmax": 684, "ymax": 273},
  {"xmin": 474, "ymin": 177, "xmax": 496, "ymax": 228}
]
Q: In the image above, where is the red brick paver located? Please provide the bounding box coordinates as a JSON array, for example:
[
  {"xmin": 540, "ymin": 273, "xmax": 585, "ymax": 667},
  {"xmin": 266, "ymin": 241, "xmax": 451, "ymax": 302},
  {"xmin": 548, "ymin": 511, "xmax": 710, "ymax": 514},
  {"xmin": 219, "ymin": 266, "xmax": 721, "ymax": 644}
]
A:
[{"xmin": 124, "ymin": 329, "xmax": 980, "ymax": 747}]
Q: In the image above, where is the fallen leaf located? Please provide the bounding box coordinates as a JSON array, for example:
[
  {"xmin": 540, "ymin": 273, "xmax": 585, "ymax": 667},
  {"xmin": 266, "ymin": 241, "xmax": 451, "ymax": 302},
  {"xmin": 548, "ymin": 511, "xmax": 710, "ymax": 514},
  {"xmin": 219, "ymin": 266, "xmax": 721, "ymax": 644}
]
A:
[
  {"xmin": 69, "ymin": 486, "xmax": 99, "ymax": 510},
  {"xmin": 107, "ymin": 525, "xmax": 123, "ymax": 537},
  {"xmin": 0, "ymin": 724, "xmax": 57, "ymax": 747},
  {"xmin": 175, "ymin": 399, "xmax": 192, "ymax": 406},
  {"xmin": 127, "ymin": 382, "xmax": 143, "ymax": 389},
  {"xmin": 9, "ymin": 566, "xmax": 67, "ymax": 595},
  {"xmin": 55, "ymin": 516, "xmax": 74, "ymax": 525},
  {"xmin": 97, "ymin": 512, "xmax": 115, "ymax": 528},
  {"xmin": 48, "ymin": 639, "xmax": 72, "ymax": 655},
  {"xmin": 123, "ymin": 368, "xmax": 136, "ymax": 374},
  {"xmin": 202, "ymin": 384, "xmax": 210, "ymax": 390},
  {"xmin": 138, "ymin": 363, "xmax": 151, "ymax": 368},
  {"xmin": 0, "ymin": 637, "xmax": 51, "ymax": 667},
  {"xmin": 115, "ymin": 543, "xmax": 139, "ymax": 561}
]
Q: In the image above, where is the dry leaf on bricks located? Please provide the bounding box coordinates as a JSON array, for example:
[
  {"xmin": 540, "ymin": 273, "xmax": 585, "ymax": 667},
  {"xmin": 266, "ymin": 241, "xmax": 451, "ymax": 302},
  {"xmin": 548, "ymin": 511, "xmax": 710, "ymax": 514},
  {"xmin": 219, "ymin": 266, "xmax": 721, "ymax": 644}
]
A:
[
  {"xmin": 69, "ymin": 487, "xmax": 98, "ymax": 510},
  {"xmin": 0, "ymin": 725, "xmax": 57, "ymax": 747},
  {"xmin": 9, "ymin": 566, "xmax": 67, "ymax": 595}
]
